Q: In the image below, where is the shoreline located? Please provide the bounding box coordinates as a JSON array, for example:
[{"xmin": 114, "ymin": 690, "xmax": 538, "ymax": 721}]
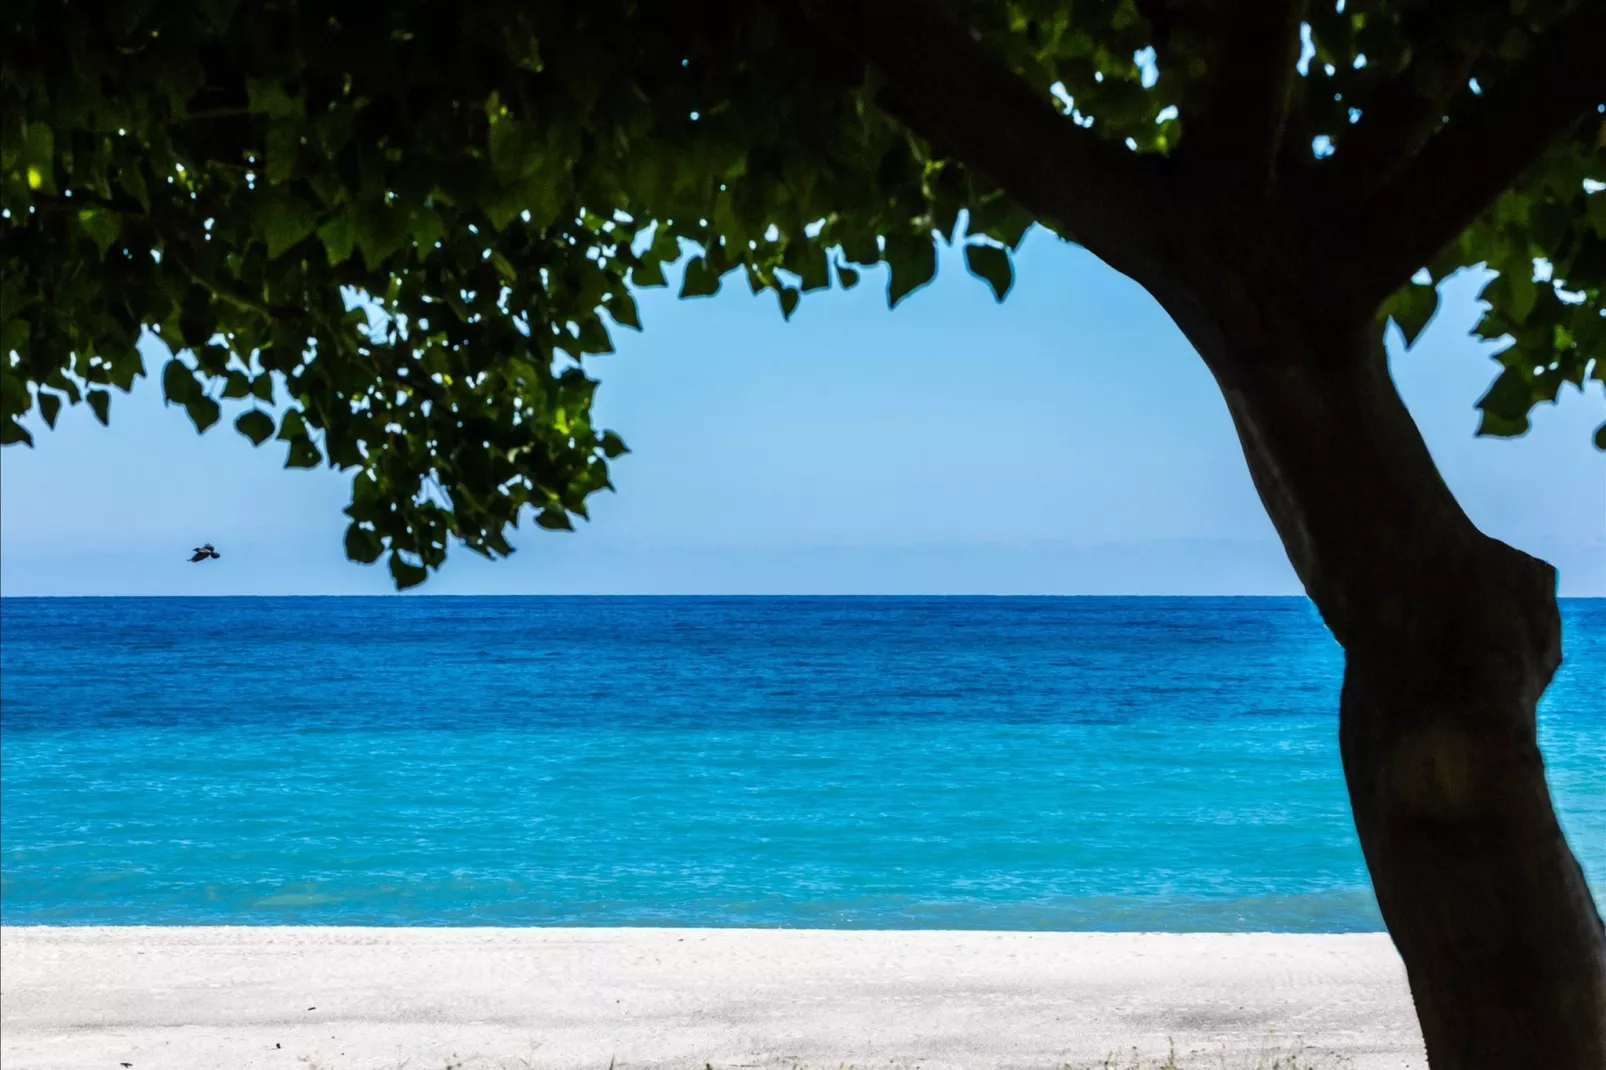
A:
[{"xmin": 2, "ymin": 926, "xmax": 1427, "ymax": 1069}]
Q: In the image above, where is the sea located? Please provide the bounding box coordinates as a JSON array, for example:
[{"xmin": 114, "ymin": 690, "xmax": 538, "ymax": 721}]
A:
[{"xmin": 2, "ymin": 596, "xmax": 1601, "ymax": 931}]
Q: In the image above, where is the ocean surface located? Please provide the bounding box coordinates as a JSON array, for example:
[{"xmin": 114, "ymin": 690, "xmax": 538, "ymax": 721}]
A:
[{"xmin": 2, "ymin": 596, "xmax": 1601, "ymax": 931}]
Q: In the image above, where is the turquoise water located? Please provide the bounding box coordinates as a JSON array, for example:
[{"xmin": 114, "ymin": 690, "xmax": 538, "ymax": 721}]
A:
[{"xmin": 1, "ymin": 596, "xmax": 1601, "ymax": 930}]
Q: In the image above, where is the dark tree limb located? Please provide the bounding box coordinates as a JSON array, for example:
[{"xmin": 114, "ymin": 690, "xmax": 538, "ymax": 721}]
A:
[
  {"xmin": 1216, "ymin": 326, "xmax": 1606, "ymax": 1068},
  {"xmin": 797, "ymin": 0, "xmax": 1173, "ymax": 281},
  {"xmin": 1130, "ymin": 0, "xmax": 1174, "ymax": 52},
  {"xmin": 1315, "ymin": 42, "xmax": 1483, "ymax": 202},
  {"xmin": 1347, "ymin": 1, "xmax": 1606, "ymax": 303},
  {"xmin": 1274, "ymin": 86, "xmax": 1318, "ymax": 179},
  {"xmin": 1173, "ymin": 0, "xmax": 1307, "ymax": 192}
]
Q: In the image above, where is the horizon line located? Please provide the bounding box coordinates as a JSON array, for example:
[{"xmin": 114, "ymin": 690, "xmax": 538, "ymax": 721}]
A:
[{"xmin": 4, "ymin": 592, "xmax": 1602, "ymax": 601}]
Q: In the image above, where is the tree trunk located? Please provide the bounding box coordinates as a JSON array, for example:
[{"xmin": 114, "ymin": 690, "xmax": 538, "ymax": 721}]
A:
[{"xmin": 1208, "ymin": 322, "xmax": 1606, "ymax": 1066}]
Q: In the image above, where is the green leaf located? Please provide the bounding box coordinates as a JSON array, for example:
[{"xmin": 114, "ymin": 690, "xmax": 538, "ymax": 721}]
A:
[
  {"xmin": 535, "ymin": 505, "xmax": 574, "ymax": 530},
  {"xmin": 38, "ymin": 391, "xmax": 61, "ymax": 428},
  {"xmin": 408, "ymin": 207, "xmax": 444, "ymax": 251},
  {"xmin": 317, "ymin": 210, "xmax": 357, "ymax": 265},
  {"xmin": 388, "ymin": 551, "xmax": 428, "ymax": 589},
  {"xmin": 885, "ymin": 235, "xmax": 937, "ymax": 308},
  {"xmin": 235, "ymin": 408, "xmax": 274, "ymax": 445},
  {"xmin": 1386, "ymin": 282, "xmax": 1439, "ymax": 347},
  {"xmin": 1595, "ymin": 421, "xmax": 1606, "ymax": 451},
  {"xmin": 276, "ymin": 407, "xmax": 308, "ymax": 441},
  {"xmin": 185, "ymin": 395, "xmax": 221, "ymax": 433},
  {"xmin": 784, "ymin": 240, "xmax": 829, "ymax": 293},
  {"xmin": 305, "ymin": 168, "xmax": 344, "ymax": 208},
  {"xmin": 345, "ymin": 523, "xmax": 385, "ymax": 564},
  {"xmin": 964, "ymin": 244, "xmax": 1014, "ymax": 302},
  {"xmin": 574, "ymin": 315, "xmax": 614, "ymax": 354},
  {"xmin": 840, "ymin": 233, "xmax": 880, "ymax": 266},
  {"xmin": 285, "ymin": 437, "xmax": 322, "ymax": 468},
  {"xmin": 265, "ymin": 122, "xmax": 300, "ymax": 185},
  {"xmin": 1475, "ymin": 364, "xmax": 1535, "ymax": 438},
  {"xmin": 1088, "ymin": 78, "xmax": 1153, "ymax": 126},
  {"xmin": 195, "ymin": 343, "xmax": 230, "ymax": 375},
  {"xmin": 20, "ymin": 121, "xmax": 55, "ymax": 194},
  {"xmin": 679, "ymin": 255, "xmax": 723, "ymax": 298},
  {"xmin": 221, "ymin": 371, "xmax": 252, "ymax": 399},
  {"xmin": 604, "ymin": 292, "xmax": 641, "ymax": 330},
  {"xmin": 485, "ymin": 181, "xmax": 547, "ymax": 232},
  {"xmin": 968, "ymin": 196, "xmax": 1033, "ymax": 250},
  {"xmin": 777, "ymin": 285, "xmax": 800, "ymax": 320},
  {"xmin": 2, "ymin": 416, "xmax": 33, "ymax": 446},
  {"xmin": 251, "ymin": 374, "xmax": 275, "ymax": 403},
  {"xmin": 246, "ymin": 78, "xmax": 305, "ymax": 119},
  {"xmin": 87, "ymin": 389, "xmax": 110, "ymax": 425},
  {"xmin": 2, "ymin": 316, "xmax": 30, "ymax": 356},
  {"xmin": 836, "ymin": 263, "xmax": 860, "ymax": 290},
  {"xmin": 75, "ymin": 206, "xmax": 122, "ymax": 258},
  {"xmin": 487, "ymin": 116, "xmax": 540, "ymax": 180},
  {"xmin": 1507, "ymin": 269, "xmax": 1537, "ymax": 325},
  {"xmin": 630, "ymin": 258, "xmax": 667, "ymax": 288},
  {"xmin": 118, "ymin": 164, "xmax": 150, "ymax": 212},
  {"xmin": 261, "ymin": 197, "xmax": 316, "ymax": 259},
  {"xmin": 317, "ymin": 105, "xmax": 358, "ymax": 156},
  {"xmin": 1481, "ymin": 259, "xmax": 1546, "ymax": 333},
  {"xmin": 355, "ymin": 207, "xmax": 407, "ymax": 268},
  {"xmin": 162, "ymin": 359, "xmax": 199, "ymax": 403}
]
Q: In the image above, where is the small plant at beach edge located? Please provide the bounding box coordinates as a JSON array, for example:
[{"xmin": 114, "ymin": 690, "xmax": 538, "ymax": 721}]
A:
[{"xmin": 1071, "ymin": 1036, "xmax": 1351, "ymax": 1070}]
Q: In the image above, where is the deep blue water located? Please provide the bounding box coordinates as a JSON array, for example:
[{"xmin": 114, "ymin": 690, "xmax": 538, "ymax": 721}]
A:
[{"xmin": 1, "ymin": 596, "xmax": 1601, "ymax": 931}]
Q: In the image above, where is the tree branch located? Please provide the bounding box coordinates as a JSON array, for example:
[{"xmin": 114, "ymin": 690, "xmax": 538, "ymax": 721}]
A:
[
  {"xmin": 169, "ymin": 249, "xmax": 305, "ymax": 324},
  {"xmin": 797, "ymin": 0, "xmax": 1173, "ymax": 283},
  {"xmin": 1174, "ymin": 0, "xmax": 1307, "ymax": 191},
  {"xmin": 1315, "ymin": 41, "xmax": 1483, "ymax": 202},
  {"xmin": 1131, "ymin": 0, "xmax": 1175, "ymax": 53},
  {"xmin": 1349, "ymin": 2, "xmax": 1606, "ymax": 301}
]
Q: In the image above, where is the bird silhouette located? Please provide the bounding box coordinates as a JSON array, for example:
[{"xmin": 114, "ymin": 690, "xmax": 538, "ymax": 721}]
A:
[{"xmin": 189, "ymin": 543, "xmax": 220, "ymax": 562}]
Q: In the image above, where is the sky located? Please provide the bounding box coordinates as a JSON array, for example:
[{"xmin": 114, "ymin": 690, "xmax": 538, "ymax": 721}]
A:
[{"xmin": 2, "ymin": 231, "xmax": 1602, "ymax": 596}]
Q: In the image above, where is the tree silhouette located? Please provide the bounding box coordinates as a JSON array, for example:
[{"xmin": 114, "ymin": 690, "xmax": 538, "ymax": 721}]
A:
[{"xmin": 4, "ymin": 2, "xmax": 1602, "ymax": 1063}]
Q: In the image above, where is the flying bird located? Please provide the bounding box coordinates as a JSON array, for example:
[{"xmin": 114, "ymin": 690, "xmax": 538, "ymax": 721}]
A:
[{"xmin": 189, "ymin": 543, "xmax": 220, "ymax": 562}]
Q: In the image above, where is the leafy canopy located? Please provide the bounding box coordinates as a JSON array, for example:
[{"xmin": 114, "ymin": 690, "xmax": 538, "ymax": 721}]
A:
[{"xmin": 3, "ymin": 0, "xmax": 1601, "ymax": 587}]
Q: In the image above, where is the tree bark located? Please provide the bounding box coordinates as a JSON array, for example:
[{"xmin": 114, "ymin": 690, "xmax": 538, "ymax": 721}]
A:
[
  {"xmin": 795, "ymin": 6, "xmax": 1606, "ymax": 1060},
  {"xmin": 1207, "ymin": 322, "xmax": 1606, "ymax": 1067}
]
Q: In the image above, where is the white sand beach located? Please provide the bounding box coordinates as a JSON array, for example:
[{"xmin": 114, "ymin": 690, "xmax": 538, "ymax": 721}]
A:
[{"xmin": 1, "ymin": 927, "xmax": 1427, "ymax": 1070}]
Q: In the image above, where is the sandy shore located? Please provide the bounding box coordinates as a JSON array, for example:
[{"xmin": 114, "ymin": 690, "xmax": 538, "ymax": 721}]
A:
[{"xmin": 1, "ymin": 927, "xmax": 1426, "ymax": 1069}]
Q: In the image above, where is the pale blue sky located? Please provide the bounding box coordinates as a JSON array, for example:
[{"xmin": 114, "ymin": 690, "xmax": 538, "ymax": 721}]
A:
[{"xmin": 3, "ymin": 232, "xmax": 1602, "ymax": 596}]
